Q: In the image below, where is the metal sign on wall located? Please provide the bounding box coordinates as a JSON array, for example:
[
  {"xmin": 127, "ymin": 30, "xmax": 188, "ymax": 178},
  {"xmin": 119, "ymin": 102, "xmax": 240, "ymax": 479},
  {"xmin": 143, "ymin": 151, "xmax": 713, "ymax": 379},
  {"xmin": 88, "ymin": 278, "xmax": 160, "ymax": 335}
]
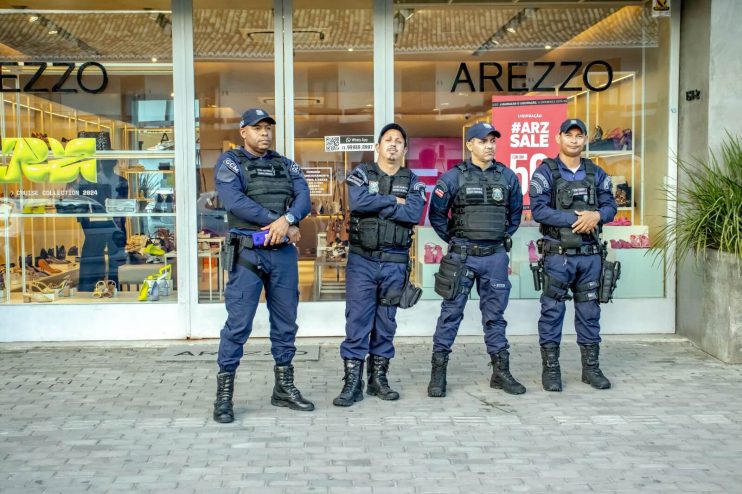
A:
[{"xmin": 324, "ymin": 135, "xmax": 374, "ymax": 152}]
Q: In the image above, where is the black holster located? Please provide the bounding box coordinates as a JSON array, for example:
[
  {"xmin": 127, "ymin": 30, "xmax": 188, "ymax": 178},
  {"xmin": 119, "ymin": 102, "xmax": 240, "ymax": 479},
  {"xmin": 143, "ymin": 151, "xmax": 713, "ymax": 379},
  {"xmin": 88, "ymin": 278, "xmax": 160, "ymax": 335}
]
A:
[
  {"xmin": 380, "ymin": 261, "xmax": 422, "ymax": 309},
  {"xmin": 433, "ymin": 254, "xmax": 474, "ymax": 300},
  {"xmin": 221, "ymin": 235, "xmax": 240, "ymax": 273},
  {"xmin": 599, "ymin": 259, "xmax": 621, "ymax": 303}
]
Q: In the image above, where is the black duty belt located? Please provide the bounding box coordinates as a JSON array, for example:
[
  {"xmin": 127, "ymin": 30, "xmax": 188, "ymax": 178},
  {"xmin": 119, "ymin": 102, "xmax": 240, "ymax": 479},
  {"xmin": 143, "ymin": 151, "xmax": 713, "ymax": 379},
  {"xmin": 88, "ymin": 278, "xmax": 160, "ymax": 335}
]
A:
[
  {"xmin": 449, "ymin": 242, "xmax": 502, "ymax": 257},
  {"xmin": 543, "ymin": 242, "xmax": 602, "ymax": 256},
  {"xmin": 349, "ymin": 245, "xmax": 409, "ymax": 264}
]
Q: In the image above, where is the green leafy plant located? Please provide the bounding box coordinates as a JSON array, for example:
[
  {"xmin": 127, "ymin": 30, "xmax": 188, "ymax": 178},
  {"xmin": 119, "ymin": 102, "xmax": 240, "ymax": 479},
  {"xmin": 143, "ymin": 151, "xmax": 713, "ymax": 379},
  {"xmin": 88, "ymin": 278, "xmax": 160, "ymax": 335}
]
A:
[{"xmin": 655, "ymin": 132, "xmax": 742, "ymax": 263}]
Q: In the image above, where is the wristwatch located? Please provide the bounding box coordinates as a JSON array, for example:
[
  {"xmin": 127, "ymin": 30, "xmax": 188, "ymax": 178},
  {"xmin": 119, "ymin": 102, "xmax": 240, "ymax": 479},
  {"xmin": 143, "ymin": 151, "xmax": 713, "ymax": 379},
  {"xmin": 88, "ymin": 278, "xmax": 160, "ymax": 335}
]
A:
[{"xmin": 283, "ymin": 212, "xmax": 296, "ymax": 225}]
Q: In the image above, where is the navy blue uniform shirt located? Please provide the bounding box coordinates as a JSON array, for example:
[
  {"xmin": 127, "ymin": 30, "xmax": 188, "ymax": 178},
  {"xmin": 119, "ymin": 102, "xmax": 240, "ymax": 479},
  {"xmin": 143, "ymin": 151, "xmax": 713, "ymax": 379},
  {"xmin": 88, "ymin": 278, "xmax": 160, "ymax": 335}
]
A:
[
  {"xmin": 428, "ymin": 160, "xmax": 523, "ymax": 244},
  {"xmin": 529, "ymin": 157, "xmax": 617, "ymax": 237},
  {"xmin": 346, "ymin": 162, "xmax": 427, "ymax": 254},
  {"xmin": 214, "ymin": 147, "xmax": 311, "ymax": 235}
]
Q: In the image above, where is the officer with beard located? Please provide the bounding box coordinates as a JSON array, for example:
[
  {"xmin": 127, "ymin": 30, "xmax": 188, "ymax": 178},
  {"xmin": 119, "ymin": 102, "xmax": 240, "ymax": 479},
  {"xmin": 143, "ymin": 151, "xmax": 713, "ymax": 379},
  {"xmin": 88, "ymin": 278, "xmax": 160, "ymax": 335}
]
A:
[
  {"xmin": 427, "ymin": 122, "xmax": 525, "ymax": 398},
  {"xmin": 529, "ymin": 118, "xmax": 617, "ymax": 392},
  {"xmin": 212, "ymin": 108, "xmax": 313, "ymax": 423},
  {"xmin": 333, "ymin": 123, "xmax": 426, "ymax": 407}
]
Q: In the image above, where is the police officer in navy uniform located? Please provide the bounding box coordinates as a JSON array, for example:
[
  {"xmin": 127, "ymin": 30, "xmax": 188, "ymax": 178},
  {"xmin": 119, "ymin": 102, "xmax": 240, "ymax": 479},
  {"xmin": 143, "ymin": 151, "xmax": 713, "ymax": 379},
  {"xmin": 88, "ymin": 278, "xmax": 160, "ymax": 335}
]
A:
[
  {"xmin": 427, "ymin": 122, "xmax": 525, "ymax": 397},
  {"xmin": 213, "ymin": 108, "xmax": 314, "ymax": 423},
  {"xmin": 333, "ymin": 123, "xmax": 426, "ymax": 407},
  {"xmin": 529, "ymin": 118, "xmax": 617, "ymax": 392}
]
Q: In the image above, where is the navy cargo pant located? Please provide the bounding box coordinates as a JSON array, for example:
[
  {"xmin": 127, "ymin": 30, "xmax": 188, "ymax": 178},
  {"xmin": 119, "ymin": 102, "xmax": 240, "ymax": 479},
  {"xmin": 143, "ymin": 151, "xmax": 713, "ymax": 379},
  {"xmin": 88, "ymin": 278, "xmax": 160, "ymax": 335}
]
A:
[
  {"xmin": 537, "ymin": 253, "xmax": 602, "ymax": 346},
  {"xmin": 340, "ymin": 252, "xmax": 407, "ymax": 361},
  {"xmin": 217, "ymin": 243, "xmax": 299, "ymax": 372},
  {"xmin": 432, "ymin": 247, "xmax": 511, "ymax": 355}
]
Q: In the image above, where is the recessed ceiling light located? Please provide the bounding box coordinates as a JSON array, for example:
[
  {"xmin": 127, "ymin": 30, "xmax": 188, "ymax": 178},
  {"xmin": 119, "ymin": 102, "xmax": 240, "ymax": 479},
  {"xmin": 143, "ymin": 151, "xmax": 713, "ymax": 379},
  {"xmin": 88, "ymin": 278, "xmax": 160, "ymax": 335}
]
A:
[
  {"xmin": 170, "ymin": 92, "xmax": 174, "ymax": 97},
  {"xmin": 348, "ymin": 48, "xmax": 354, "ymax": 52},
  {"xmin": 506, "ymin": 27, "xmax": 516, "ymax": 34},
  {"xmin": 545, "ymin": 45, "xmax": 552, "ymax": 50},
  {"xmin": 151, "ymin": 57, "xmax": 158, "ymax": 62},
  {"xmin": 433, "ymin": 108, "xmax": 439, "ymax": 111},
  {"xmin": 29, "ymin": 15, "xmax": 39, "ymax": 22},
  {"xmin": 48, "ymin": 29, "xmax": 58, "ymax": 35}
]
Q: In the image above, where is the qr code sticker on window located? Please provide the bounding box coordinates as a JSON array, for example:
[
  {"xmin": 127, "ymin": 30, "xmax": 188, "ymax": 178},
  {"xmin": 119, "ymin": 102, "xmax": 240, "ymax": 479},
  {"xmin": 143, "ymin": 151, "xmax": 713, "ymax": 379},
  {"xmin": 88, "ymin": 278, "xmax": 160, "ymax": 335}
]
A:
[{"xmin": 324, "ymin": 136, "xmax": 340, "ymax": 152}]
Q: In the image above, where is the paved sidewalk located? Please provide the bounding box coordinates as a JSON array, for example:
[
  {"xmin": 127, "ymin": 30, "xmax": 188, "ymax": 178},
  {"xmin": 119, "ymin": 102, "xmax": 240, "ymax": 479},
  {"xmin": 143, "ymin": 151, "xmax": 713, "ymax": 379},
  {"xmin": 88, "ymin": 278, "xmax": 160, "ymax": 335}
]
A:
[{"xmin": 1, "ymin": 335, "xmax": 741, "ymax": 494}]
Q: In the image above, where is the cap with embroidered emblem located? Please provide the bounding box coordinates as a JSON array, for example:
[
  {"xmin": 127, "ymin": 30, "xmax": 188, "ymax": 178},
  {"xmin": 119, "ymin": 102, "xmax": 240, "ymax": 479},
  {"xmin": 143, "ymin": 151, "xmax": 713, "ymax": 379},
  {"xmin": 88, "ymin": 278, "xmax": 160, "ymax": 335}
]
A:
[
  {"xmin": 559, "ymin": 118, "xmax": 587, "ymax": 135},
  {"xmin": 240, "ymin": 108, "xmax": 276, "ymax": 128},
  {"xmin": 466, "ymin": 122, "xmax": 501, "ymax": 141}
]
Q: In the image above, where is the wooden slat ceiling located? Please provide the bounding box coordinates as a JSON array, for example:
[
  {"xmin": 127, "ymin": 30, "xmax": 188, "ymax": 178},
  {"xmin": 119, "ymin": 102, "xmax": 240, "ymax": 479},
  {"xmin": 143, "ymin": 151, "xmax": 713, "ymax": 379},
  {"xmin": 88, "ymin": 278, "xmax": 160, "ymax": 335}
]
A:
[{"xmin": 0, "ymin": 5, "xmax": 657, "ymax": 62}]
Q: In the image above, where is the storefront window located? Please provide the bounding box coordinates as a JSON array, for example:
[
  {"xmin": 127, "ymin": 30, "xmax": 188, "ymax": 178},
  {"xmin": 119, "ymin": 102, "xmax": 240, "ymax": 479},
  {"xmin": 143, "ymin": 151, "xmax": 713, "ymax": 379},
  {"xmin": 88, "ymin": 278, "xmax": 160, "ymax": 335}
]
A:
[
  {"xmin": 193, "ymin": 0, "xmax": 373, "ymax": 304},
  {"xmin": 394, "ymin": 3, "xmax": 670, "ymax": 301},
  {"xmin": 1, "ymin": 5, "xmax": 176, "ymax": 305},
  {"xmin": 192, "ymin": 0, "xmax": 275, "ymax": 304}
]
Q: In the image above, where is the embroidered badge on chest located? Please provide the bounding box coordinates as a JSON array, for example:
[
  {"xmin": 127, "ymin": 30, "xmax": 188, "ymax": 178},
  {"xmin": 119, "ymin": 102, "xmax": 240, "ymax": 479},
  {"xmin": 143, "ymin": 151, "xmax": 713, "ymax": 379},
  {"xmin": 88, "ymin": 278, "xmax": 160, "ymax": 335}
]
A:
[
  {"xmin": 492, "ymin": 186, "xmax": 504, "ymax": 202},
  {"xmin": 392, "ymin": 184, "xmax": 407, "ymax": 194},
  {"xmin": 369, "ymin": 181, "xmax": 379, "ymax": 193}
]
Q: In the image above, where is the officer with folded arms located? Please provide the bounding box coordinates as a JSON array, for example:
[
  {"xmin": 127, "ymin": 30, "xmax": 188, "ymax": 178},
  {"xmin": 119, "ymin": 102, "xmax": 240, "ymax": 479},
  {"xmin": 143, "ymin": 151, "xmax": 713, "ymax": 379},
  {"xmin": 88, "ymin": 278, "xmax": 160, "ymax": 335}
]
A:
[
  {"xmin": 212, "ymin": 108, "xmax": 314, "ymax": 423},
  {"xmin": 333, "ymin": 123, "xmax": 426, "ymax": 407},
  {"xmin": 529, "ymin": 118, "xmax": 618, "ymax": 392},
  {"xmin": 427, "ymin": 122, "xmax": 525, "ymax": 398}
]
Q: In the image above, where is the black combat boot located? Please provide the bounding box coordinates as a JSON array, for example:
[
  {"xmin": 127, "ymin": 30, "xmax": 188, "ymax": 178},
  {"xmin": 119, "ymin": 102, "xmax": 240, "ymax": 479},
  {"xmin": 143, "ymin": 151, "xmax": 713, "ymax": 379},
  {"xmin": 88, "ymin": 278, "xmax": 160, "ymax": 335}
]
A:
[
  {"xmin": 366, "ymin": 355, "xmax": 400, "ymax": 401},
  {"xmin": 271, "ymin": 365, "xmax": 315, "ymax": 411},
  {"xmin": 213, "ymin": 371, "xmax": 235, "ymax": 423},
  {"xmin": 333, "ymin": 359, "xmax": 365, "ymax": 407},
  {"xmin": 490, "ymin": 350, "xmax": 526, "ymax": 395},
  {"xmin": 540, "ymin": 343, "xmax": 562, "ymax": 392},
  {"xmin": 427, "ymin": 352, "xmax": 449, "ymax": 397},
  {"xmin": 579, "ymin": 343, "xmax": 611, "ymax": 389}
]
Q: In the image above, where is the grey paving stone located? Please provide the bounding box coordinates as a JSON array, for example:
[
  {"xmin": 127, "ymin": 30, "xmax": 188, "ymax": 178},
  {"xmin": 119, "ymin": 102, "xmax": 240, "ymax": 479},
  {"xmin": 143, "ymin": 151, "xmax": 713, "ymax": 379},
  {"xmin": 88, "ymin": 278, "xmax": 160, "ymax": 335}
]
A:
[{"xmin": 0, "ymin": 336, "xmax": 741, "ymax": 494}]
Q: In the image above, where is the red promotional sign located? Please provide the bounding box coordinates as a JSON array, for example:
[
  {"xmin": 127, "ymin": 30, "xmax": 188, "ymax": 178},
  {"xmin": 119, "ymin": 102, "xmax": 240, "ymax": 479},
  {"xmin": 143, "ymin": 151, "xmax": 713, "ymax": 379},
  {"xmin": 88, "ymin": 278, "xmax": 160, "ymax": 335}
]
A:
[{"xmin": 492, "ymin": 96, "xmax": 568, "ymax": 209}]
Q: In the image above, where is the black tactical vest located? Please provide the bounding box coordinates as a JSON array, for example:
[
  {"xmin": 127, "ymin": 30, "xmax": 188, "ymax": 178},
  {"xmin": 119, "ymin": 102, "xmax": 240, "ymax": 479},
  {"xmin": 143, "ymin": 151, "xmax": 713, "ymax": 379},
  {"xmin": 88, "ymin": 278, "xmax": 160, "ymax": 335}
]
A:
[
  {"xmin": 450, "ymin": 162, "xmax": 509, "ymax": 242},
  {"xmin": 227, "ymin": 151, "xmax": 294, "ymax": 231},
  {"xmin": 539, "ymin": 158, "xmax": 600, "ymax": 246},
  {"xmin": 348, "ymin": 162, "xmax": 414, "ymax": 254}
]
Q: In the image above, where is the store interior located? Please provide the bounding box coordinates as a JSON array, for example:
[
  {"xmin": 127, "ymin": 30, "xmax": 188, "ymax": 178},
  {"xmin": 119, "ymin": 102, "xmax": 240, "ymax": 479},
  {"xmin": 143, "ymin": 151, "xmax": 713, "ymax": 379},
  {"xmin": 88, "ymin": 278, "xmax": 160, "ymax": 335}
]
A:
[{"xmin": 1, "ymin": 1, "xmax": 668, "ymax": 305}]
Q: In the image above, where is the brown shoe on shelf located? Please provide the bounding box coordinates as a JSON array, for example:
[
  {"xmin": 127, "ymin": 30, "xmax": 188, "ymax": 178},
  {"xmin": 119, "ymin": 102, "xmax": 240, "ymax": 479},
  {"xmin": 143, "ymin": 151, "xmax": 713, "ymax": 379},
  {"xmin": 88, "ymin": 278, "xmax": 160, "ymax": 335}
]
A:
[{"xmin": 38, "ymin": 259, "xmax": 61, "ymax": 274}]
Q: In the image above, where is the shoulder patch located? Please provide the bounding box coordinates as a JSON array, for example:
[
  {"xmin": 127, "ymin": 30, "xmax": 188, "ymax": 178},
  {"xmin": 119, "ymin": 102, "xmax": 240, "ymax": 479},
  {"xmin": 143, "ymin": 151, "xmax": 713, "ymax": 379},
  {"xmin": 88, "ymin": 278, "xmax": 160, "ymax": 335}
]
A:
[
  {"xmin": 287, "ymin": 160, "xmax": 303, "ymax": 176},
  {"xmin": 433, "ymin": 180, "xmax": 448, "ymax": 199},
  {"xmin": 533, "ymin": 172, "xmax": 550, "ymax": 192},
  {"xmin": 413, "ymin": 181, "xmax": 427, "ymax": 200},
  {"xmin": 601, "ymin": 175, "xmax": 612, "ymax": 191},
  {"xmin": 223, "ymin": 157, "xmax": 240, "ymax": 175}
]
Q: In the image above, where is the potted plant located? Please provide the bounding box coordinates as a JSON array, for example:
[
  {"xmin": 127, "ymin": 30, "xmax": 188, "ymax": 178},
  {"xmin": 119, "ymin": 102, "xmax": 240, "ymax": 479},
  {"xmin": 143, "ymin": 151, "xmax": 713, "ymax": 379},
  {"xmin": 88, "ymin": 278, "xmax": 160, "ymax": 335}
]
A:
[{"xmin": 655, "ymin": 132, "xmax": 742, "ymax": 362}]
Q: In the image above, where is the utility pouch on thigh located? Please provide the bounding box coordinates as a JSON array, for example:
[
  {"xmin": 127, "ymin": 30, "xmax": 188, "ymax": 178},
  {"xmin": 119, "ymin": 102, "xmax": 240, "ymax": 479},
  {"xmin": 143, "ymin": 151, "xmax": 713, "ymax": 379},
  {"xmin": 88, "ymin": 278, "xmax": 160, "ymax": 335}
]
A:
[
  {"xmin": 433, "ymin": 254, "xmax": 472, "ymax": 300},
  {"xmin": 221, "ymin": 236, "xmax": 239, "ymax": 273},
  {"xmin": 599, "ymin": 260, "xmax": 621, "ymax": 303},
  {"xmin": 543, "ymin": 272, "xmax": 571, "ymax": 301}
]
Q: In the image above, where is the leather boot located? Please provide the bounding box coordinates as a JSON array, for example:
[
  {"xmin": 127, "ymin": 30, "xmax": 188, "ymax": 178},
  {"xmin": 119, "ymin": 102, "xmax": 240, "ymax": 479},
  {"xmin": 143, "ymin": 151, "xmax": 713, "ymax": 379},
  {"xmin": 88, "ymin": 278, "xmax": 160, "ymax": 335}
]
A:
[
  {"xmin": 366, "ymin": 355, "xmax": 399, "ymax": 401},
  {"xmin": 213, "ymin": 371, "xmax": 235, "ymax": 423},
  {"xmin": 490, "ymin": 350, "xmax": 526, "ymax": 395},
  {"xmin": 540, "ymin": 343, "xmax": 562, "ymax": 392},
  {"xmin": 427, "ymin": 351, "xmax": 449, "ymax": 397},
  {"xmin": 271, "ymin": 365, "xmax": 315, "ymax": 411},
  {"xmin": 579, "ymin": 343, "xmax": 611, "ymax": 389},
  {"xmin": 333, "ymin": 359, "xmax": 364, "ymax": 407}
]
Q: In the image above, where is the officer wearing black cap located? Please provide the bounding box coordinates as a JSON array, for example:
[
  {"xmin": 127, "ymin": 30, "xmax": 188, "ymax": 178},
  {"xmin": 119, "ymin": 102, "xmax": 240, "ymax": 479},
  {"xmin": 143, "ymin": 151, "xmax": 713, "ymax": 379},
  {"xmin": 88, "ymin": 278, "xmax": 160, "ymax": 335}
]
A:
[
  {"xmin": 529, "ymin": 118, "xmax": 617, "ymax": 392},
  {"xmin": 427, "ymin": 122, "xmax": 525, "ymax": 398},
  {"xmin": 212, "ymin": 108, "xmax": 314, "ymax": 423},
  {"xmin": 333, "ymin": 123, "xmax": 426, "ymax": 407}
]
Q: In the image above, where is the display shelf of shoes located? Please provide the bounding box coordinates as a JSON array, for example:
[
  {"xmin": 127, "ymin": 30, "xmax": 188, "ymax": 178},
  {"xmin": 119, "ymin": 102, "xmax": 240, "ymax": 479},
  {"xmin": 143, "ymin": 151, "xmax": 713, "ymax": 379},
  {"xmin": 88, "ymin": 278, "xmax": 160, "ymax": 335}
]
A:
[{"xmin": 562, "ymin": 71, "xmax": 639, "ymax": 225}]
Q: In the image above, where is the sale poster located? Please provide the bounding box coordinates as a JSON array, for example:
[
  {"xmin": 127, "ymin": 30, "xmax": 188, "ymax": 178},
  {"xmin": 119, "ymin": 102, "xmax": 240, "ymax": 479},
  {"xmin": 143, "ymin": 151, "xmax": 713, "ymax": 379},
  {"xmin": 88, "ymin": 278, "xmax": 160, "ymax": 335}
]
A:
[{"xmin": 492, "ymin": 96, "xmax": 567, "ymax": 209}]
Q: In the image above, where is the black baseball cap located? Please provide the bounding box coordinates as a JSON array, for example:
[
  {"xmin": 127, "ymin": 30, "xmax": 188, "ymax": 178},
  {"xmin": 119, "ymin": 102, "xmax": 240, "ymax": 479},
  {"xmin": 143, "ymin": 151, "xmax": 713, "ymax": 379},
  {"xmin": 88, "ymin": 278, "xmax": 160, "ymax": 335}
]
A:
[
  {"xmin": 559, "ymin": 118, "xmax": 587, "ymax": 134},
  {"xmin": 466, "ymin": 122, "xmax": 501, "ymax": 141},
  {"xmin": 240, "ymin": 108, "xmax": 276, "ymax": 128},
  {"xmin": 378, "ymin": 123, "xmax": 408, "ymax": 146}
]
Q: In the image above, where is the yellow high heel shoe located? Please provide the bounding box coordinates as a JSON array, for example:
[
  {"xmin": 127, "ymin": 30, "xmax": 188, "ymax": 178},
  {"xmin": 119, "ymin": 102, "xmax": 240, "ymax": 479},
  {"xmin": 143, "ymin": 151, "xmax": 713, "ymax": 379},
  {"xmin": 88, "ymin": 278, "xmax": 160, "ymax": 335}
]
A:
[{"xmin": 143, "ymin": 243, "xmax": 166, "ymax": 256}]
